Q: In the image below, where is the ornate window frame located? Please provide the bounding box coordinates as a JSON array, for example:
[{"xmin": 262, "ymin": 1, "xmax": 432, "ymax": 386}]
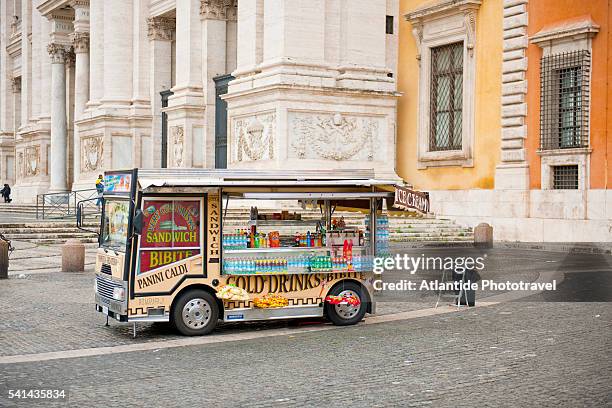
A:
[
  {"xmin": 531, "ymin": 17, "xmax": 599, "ymax": 190},
  {"xmin": 405, "ymin": 0, "xmax": 480, "ymax": 169}
]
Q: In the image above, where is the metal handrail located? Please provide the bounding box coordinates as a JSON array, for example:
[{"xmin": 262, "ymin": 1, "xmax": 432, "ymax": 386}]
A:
[{"xmin": 36, "ymin": 188, "xmax": 101, "ymax": 220}]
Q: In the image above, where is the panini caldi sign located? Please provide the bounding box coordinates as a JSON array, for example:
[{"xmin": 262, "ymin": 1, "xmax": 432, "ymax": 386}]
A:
[{"xmin": 393, "ymin": 186, "xmax": 430, "ymax": 213}]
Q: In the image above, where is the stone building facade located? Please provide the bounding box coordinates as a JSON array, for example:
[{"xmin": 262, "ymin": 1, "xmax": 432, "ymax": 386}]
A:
[
  {"xmin": 0, "ymin": 0, "xmax": 400, "ymax": 202},
  {"xmin": 399, "ymin": 0, "xmax": 611, "ymax": 242}
]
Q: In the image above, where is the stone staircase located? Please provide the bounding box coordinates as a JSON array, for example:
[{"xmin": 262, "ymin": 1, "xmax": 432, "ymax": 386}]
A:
[
  {"xmin": 0, "ymin": 207, "xmax": 473, "ymax": 246},
  {"xmin": 0, "ymin": 221, "xmax": 101, "ymax": 245}
]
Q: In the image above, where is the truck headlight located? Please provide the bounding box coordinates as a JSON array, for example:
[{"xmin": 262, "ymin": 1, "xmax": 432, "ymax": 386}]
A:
[
  {"xmin": 94, "ymin": 279, "xmax": 98, "ymax": 294},
  {"xmin": 113, "ymin": 287, "xmax": 125, "ymax": 301}
]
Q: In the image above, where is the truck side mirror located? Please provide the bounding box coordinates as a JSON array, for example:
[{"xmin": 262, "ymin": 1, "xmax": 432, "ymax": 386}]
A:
[{"xmin": 133, "ymin": 209, "xmax": 144, "ymax": 235}]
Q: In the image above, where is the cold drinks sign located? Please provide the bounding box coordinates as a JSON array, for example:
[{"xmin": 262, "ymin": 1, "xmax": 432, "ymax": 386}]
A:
[
  {"xmin": 139, "ymin": 200, "xmax": 201, "ymax": 273},
  {"xmin": 393, "ymin": 186, "xmax": 430, "ymax": 214}
]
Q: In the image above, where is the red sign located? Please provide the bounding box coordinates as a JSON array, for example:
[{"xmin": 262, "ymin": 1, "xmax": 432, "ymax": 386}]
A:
[{"xmin": 139, "ymin": 200, "xmax": 201, "ymax": 273}]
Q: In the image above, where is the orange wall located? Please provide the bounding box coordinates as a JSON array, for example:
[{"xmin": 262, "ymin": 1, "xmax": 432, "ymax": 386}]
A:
[
  {"xmin": 527, "ymin": 1, "xmax": 611, "ymax": 189},
  {"xmin": 396, "ymin": 0, "xmax": 503, "ymax": 191}
]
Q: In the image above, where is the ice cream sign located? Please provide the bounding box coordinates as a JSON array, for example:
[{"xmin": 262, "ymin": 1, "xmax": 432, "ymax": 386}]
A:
[{"xmin": 138, "ymin": 200, "xmax": 201, "ymax": 273}]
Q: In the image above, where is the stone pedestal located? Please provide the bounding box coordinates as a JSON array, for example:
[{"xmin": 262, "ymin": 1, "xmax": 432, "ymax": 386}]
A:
[
  {"xmin": 0, "ymin": 239, "xmax": 9, "ymax": 279},
  {"xmin": 225, "ymin": 0, "xmax": 399, "ymax": 179},
  {"xmin": 474, "ymin": 223, "xmax": 493, "ymax": 248},
  {"xmin": 62, "ymin": 239, "xmax": 85, "ymax": 272}
]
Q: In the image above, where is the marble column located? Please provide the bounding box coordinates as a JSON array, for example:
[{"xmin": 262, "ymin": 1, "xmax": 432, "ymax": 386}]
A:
[
  {"xmin": 201, "ymin": 0, "xmax": 234, "ymax": 167},
  {"xmin": 87, "ymin": 0, "xmax": 103, "ymax": 108},
  {"xmin": 20, "ymin": 0, "xmax": 32, "ymax": 129},
  {"xmin": 71, "ymin": 32, "xmax": 89, "ymax": 184},
  {"xmin": 148, "ymin": 16, "xmax": 174, "ymax": 168},
  {"xmin": 102, "ymin": 0, "xmax": 132, "ymax": 107},
  {"xmin": 47, "ymin": 43, "xmax": 69, "ymax": 192}
]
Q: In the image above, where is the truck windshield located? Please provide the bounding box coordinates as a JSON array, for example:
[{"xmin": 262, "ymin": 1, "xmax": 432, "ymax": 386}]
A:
[{"xmin": 101, "ymin": 199, "xmax": 130, "ymax": 251}]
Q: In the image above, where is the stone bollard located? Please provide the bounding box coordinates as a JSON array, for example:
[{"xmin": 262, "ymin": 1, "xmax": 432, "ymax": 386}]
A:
[
  {"xmin": 474, "ymin": 223, "xmax": 493, "ymax": 248},
  {"xmin": 0, "ymin": 239, "xmax": 8, "ymax": 279},
  {"xmin": 62, "ymin": 239, "xmax": 85, "ymax": 272}
]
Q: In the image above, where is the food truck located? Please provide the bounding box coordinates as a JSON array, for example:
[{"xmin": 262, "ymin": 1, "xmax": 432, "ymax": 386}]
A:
[{"xmin": 84, "ymin": 169, "xmax": 398, "ymax": 336}]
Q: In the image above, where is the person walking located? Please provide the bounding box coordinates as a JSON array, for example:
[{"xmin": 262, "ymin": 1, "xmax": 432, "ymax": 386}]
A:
[
  {"xmin": 0, "ymin": 184, "xmax": 11, "ymax": 203},
  {"xmin": 95, "ymin": 175, "xmax": 104, "ymax": 207}
]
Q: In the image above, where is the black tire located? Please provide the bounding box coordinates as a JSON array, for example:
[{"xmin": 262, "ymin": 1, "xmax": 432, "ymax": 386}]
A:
[
  {"xmin": 324, "ymin": 281, "xmax": 368, "ymax": 326},
  {"xmin": 172, "ymin": 289, "xmax": 219, "ymax": 336}
]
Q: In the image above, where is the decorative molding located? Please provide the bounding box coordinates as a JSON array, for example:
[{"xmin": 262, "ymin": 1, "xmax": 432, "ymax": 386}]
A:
[
  {"xmin": 147, "ymin": 16, "xmax": 175, "ymax": 41},
  {"xmin": 200, "ymin": 0, "xmax": 237, "ymax": 21},
  {"xmin": 464, "ymin": 10, "xmax": 476, "ymax": 56},
  {"xmin": 289, "ymin": 112, "xmax": 379, "ymax": 162},
  {"xmin": 411, "ymin": 24, "xmax": 423, "ymax": 64},
  {"xmin": 81, "ymin": 135, "xmax": 103, "ymax": 172},
  {"xmin": 70, "ymin": 32, "xmax": 89, "ymax": 53},
  {"xmin": 47, "ymin": 43, "xmax": 71, "ymax": 64},
  {"xmin": 17, "ymin": 152, "xmax": 23, "ymax": 179},
  {"xmin": 69, "ymin": 0, "xmax": 90, "ymax": 7},
  {"xmin": 65, "ymin": 50, "xmax": 76, "ymax": 68},
  {"xmin": 10, "ymin": 16, "xmax": 20, "ymax": 35},
  {"xmin": 405, "ymin": 0, "xmax": 481, "ymax": 21},
  {"xmin": 11, "ymin": 77, "xmax": 21, "ymax": 93},
  {"xmin": 232, "ymin": 113, "xmax": 276, "ymax": 163},
  {"xmin": 171, "ymin": 126, "xmax": 185, "ymax": 167},
  {"xmin": 530, "ymin": 17, "xmax": 599, "ymax": 46}
]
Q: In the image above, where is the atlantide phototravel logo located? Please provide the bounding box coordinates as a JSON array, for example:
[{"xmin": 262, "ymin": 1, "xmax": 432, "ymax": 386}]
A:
[{"xmin": 372, "ymin": 253, "xmax": 558, "ymax": 294}]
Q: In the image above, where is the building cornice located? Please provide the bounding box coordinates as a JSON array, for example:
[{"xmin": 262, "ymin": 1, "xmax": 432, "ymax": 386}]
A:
[
  {"xmin": 530, "ymin": 16, "xmax": 599, "ymax": 46},
  {"xmin": 404, "ymin": 0, "xmax": 481, "ymax": 23},
  {"xmin": 6, "ymin": 33, "xmax": 22, "ymax": 56},
  {"xmin": 37, "ymin": 0, "xmax": 71, "ymax": 17},
  {"xmin": 150, "ymin": 0, "xmax": 176, "ymax": 18}
]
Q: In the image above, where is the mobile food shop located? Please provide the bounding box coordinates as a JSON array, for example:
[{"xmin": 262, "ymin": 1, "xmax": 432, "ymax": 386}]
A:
[{"xmin": 85, "ymin": 169, "xmax": 398, "ymax": 336}]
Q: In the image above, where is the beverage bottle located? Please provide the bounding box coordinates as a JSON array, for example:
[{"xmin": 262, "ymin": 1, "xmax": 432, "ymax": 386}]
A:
[{"xmin": 306, "ymin": 231, "xmax": 311, "ymax": 247}]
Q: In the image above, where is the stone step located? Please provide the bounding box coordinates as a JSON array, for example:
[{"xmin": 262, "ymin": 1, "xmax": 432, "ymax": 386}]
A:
[
  {"xmin": 0, "ymin": 225, "xmax": 99, "ymax": 234},
  {"xmin": 391, "ymin": 236, "xmax": 474, "ymax": 242},
  {"xmin": 20, "ymin": 237, "xmax": 100, "ymax": 245},
  {"xmin": 4, "ymin": 232, "xmax": 98, "ymax": 240}
]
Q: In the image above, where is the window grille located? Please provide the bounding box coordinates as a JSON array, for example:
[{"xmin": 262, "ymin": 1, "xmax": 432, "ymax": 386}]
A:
[
  {"xmin": 540, "ymin": 50, "xmax": 590, "ymax": 150},
  {"xmin": 552, "ymin": 165, "xmax": 579, "ymax": 190},
  {"xmin": 430, "ymin": 42, "xmax": 463, "ymax": 151}
]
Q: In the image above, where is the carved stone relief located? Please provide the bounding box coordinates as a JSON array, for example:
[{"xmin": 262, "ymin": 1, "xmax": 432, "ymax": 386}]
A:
[
  {"xmin": 200, "ymin": 0, "xmax": 237, "ymax": 21},
  {"xmin": 290, "ymin": 112, "xmax": 380, "ymax": 161},
  {"xmin": 232, "ymin": 113, "xmax": 276, "ymax": 163},
  {"xmin": 17, "ymin": 152, "xmax": 23, "ymax": 179},
  {"xmin": 81, "ymin": 135, "xmax": 104, "ymax": 172},
  {"xmin": 171, "ymin": 126, "xmax": 185, "ymax": 167},
  {"xmin": 147, "ymin": 17, "xmax": 175, "ymax": 41},
  {"xmin": 24, "ymin": 146, "xmax": 40, "ymax": 177}
]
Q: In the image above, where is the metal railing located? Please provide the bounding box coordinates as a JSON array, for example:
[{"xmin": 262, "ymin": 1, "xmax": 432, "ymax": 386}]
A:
[{"xmin": 36, "ymin": 189, "xmax": 101, "ymax": 220}]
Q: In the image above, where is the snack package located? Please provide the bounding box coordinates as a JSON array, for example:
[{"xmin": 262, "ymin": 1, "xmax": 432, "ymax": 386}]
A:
[
  {"xmin": 216, "ymin": 284, "xmax": 250, "ymax": 301},
  {"xmin": 253, "ymin": 293, "xmax": 289, "ymax": 308}
]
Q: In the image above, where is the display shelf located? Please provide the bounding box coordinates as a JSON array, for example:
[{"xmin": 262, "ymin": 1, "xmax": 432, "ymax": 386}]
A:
[
  {"xmin": 223, "ymin": 247, "xmax": 329, "ymax": 255},
  {"xmin": 223, "ymin": 268, "xmax": 372, "ymax": 276},
  {"xmin": 224, "ymin": 246, "xmax": 369, "ymax": 254}
]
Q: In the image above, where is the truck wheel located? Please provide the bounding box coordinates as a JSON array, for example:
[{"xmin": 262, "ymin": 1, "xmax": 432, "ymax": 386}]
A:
[
  {"xmin": 172, "ymin": 289, "xmax": 219, "ymax": 336},
  {"xmin": 324, "ymin": 282, "xmax": 367, "ymax": 326}
]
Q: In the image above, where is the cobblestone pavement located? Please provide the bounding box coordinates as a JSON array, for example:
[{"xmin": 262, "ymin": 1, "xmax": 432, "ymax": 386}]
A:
[
  {"xmin": 0, "ymin": 244, "xmax": 610, "ymax": 406},
  {"xmin": 6, "ymin": 240, "xmax": 97, "ymax": 275},
  {"xmin": 0, "ymin": 247, "xmax": 609, "ymax": 357},
  {"xmin": 0, "ymin": 302, "xmax": 610, "ymax": 407}
]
